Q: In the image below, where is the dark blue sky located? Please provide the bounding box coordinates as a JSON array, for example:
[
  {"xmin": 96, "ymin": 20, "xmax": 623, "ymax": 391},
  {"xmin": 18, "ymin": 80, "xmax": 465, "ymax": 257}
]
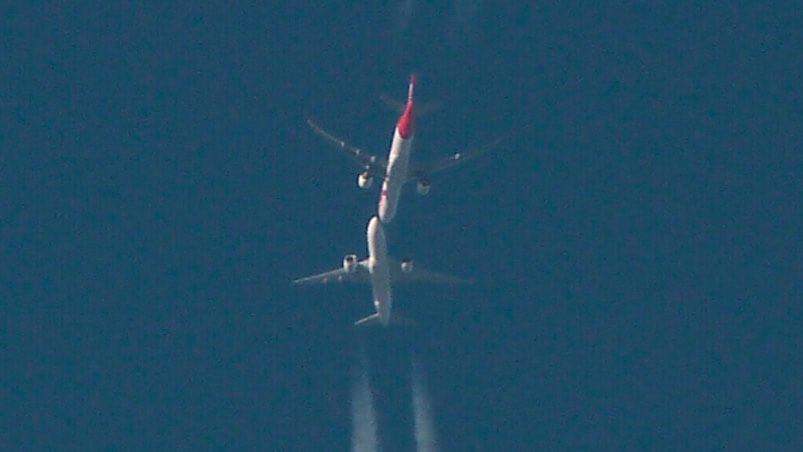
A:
[{"xmin": 2, "ymin": 1, "xmax": 800, "ymax": 450}]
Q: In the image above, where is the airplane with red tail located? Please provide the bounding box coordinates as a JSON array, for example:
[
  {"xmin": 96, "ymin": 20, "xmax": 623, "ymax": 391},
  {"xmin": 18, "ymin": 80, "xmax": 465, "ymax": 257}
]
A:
[{"xmin": 306, "ymin": 74, "xmax": 507, "ymax": 224}]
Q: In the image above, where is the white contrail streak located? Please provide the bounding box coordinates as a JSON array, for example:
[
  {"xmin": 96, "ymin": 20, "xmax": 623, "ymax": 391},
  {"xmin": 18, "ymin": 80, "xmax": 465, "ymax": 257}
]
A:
[
  {"xmin": 411, "ymin": 352, "xmax": 438, "ymax": 452},
  {"xmin": 351, "ymin": 347, "xmax": 380, "ymax": 452}
]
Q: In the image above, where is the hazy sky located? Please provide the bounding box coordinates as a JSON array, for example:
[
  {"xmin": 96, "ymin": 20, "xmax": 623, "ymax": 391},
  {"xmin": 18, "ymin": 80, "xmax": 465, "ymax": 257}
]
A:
[{"xmin": 2, "ymin": 1, "xmax": 800, "ymax": 449}]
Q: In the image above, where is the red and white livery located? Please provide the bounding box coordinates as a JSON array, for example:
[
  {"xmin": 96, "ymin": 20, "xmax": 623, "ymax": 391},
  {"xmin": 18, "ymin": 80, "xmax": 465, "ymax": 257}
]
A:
[
  {"xmin": 306, "ymin": 74, "xmax": 507, "ymax": 224},
  {"xmin": 377, "ymin": 74, "xmax": 416, "ymax": 223}
]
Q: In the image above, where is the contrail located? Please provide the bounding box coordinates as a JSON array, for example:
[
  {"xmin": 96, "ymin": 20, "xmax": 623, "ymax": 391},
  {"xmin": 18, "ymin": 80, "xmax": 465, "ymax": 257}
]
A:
[
  {"xmin": 351, "ymin": 336, "xmax": 436, "ymax": 451},
  {"xmin": 351, "ymin": 345, "xmax": 380, "ymax": 452},
  {"xmin": 411, "ymin": 351, "xmax": 438, "ymax": 452}
]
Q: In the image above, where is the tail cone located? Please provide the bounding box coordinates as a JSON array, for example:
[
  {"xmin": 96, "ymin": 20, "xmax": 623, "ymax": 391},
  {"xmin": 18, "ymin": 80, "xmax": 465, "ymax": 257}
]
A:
[{"xmin": 398, "ymin": 74, "xmax": 415, "ymax": 138}]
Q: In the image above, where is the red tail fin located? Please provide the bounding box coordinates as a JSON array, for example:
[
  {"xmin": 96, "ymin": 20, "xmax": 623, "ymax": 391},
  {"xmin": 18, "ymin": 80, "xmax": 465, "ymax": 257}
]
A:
[{"xmin": 397, "ymin": 74, "xmax": 416, "ymax": 138}]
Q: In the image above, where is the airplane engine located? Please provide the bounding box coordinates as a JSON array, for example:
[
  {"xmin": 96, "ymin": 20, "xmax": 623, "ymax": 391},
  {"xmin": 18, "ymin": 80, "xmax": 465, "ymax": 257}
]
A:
[
  {"xmin": 357, "ymin": 172, "xmax": 373, "ymax": 189},
  {"xmin": 416, "ymin": 179, "xmax": 430, "ymax": 196},
  {"xmin": 400, "ymin": 259, "xmax": 414, "ymax": 273},
  {"xmin": 343, "ymin": 254, "xmax": 358, "ymax": 273}
]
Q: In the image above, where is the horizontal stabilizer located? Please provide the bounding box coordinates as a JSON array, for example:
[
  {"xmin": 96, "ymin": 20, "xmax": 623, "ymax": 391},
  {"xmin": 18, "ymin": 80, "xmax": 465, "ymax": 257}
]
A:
[
  {"xmin": 379, "ymin": 94, "xmax": 442, "ymax": 117},
  {"xmin": 378, "ymin": 94, "xmax": 405, "ymax": 113},
  {"xmin": 353, "ymin": 312, "xmax": 418, "ymax": 327},
  {"xmin": 354, "ymin": 313, "xmax": 381, "ymax": 327}
]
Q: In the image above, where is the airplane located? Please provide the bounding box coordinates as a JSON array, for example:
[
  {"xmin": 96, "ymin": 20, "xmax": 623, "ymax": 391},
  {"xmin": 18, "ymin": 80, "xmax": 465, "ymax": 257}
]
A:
[
  {"xmin": 306, "ymin": 73, "xmax": 507, "ymax": 224},
  {"xmin": 293, "ymin": 216, "xmax": 471, "ymax": 326}
]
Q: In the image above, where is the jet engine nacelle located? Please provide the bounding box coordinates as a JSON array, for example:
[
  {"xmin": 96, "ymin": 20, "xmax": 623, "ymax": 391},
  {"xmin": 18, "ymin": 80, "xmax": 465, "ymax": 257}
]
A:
[
  {"xmin": 343, "ymin": 254, "xmax": 358, "ymax": 273},
  {"xmin": 400, "ymin": 259, "xmax": 414, "ymax": 273},
  {"xmin": 416, "ymin": 179, "xmax": 430, "ymax": 196},
  {"xmin": 357, "ymin": 172, "xmax": 373, "ymax": 189}
]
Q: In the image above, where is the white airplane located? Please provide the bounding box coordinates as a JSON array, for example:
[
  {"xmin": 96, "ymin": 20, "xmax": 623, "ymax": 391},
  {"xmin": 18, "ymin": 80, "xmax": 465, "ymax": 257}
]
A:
[
  {"xmin": 306, "ymin": 74, "xmax": 507, "ymax": 224},
  {"xmin": 293, "ymin": 216, "xmax": 470, "ymax": 326}
]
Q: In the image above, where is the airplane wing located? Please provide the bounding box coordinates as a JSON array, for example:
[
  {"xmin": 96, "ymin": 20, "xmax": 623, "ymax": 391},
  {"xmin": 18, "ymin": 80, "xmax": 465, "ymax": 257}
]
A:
[
  {"xmin": 306, "ymin": 118, "xmax": 388, "ymax": 178},
  {"xmin": 293, "ymin": 259, "xmax": 371, "ymax": 285},
  {"xmin": 408, "ymin": 134, "xmax": 509, "ymax": 182},
  {"xmin": 389, "ymin": 259, "xmax": 473, "ymax": 285}
]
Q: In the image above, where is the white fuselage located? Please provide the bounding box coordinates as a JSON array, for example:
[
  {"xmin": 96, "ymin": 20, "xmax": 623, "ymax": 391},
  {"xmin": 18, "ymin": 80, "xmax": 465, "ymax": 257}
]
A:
[
  {"xmin": 366, "ymin": 216, "xmax": 392, "ymax": 325},
  {"xmin": 377, "ymin": 128, "xmax": 413, "ymax": 224}
]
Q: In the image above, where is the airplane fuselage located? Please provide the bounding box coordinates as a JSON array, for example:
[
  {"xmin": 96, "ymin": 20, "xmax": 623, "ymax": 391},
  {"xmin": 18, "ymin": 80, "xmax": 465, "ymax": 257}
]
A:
[
  {"xmin": 377, "ymin": 128, "xmax": 413, "ymax": 224},
  {"xmin": 293, "ymin": 212, "xmax": 470, "ymax": 326},
  {"xmin": 366, "ymin": 216, "xmax": 392, "ymax": 325},
  {"xmin": 378, "ymin": 77, "xmax": 416, "ymax": 224}
]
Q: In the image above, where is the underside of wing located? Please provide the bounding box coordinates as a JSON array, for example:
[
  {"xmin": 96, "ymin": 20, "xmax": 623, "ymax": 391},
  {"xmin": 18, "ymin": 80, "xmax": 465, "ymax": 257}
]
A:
[
  {"xmin": 293, "ymin": 260, "xmax": 371, "ymax": 285},
  {"xmin": 408, "ymin": 134, "xmax": 509, "ymax": 183},
  {"xmin": 306, "ymin": 118, "xmax": 388, "ymax": 177},
  {"xmin": 353, "ymin": 312, "xmax": 418, "ymax": 327}
]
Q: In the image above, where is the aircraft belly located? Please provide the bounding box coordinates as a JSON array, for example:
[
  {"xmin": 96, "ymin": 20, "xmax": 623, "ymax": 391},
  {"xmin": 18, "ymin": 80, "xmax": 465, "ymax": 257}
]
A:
[
  {"xmin": 370, "ymin": 263, "xmax": 392, "ymax": 324},
  {"xmin": 386, "ymin": 133, "xmax": 412, "ymax": 178},
  {"xmin": 367, "ymin": 216, "xmax": 388, "ymax": 259},
  {"xmin": 366, "ymin": 215, "xmax": 392, "ymax": 323},
  {"xmin": 379, "ymin": 132, "xmax": 412, "ymax": 223}
]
